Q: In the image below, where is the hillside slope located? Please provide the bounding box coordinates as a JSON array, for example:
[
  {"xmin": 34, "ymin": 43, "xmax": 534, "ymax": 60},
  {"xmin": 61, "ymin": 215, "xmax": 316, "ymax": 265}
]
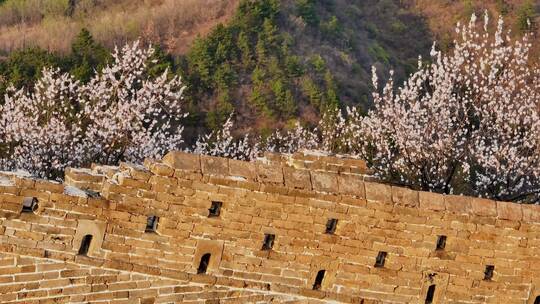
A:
[
  {"xmin": 0, "ymin": 0, "xmax": 239, "ymax": 54},
  {"xmin": 0, "ymin": 0, "xmax": 434, "ymax": 141},
  {"xmin": 410, "ymin": 0, "xmax": 539, "ymax": 53},
  {"xmin": 178, "ymin": 0, "xmax": 433, "ymax": 138}
]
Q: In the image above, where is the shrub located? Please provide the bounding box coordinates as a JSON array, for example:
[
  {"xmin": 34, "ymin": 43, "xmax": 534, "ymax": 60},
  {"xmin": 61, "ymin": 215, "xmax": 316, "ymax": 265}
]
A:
[
  {"xmin": 68, "ymin": 28, "xmax": 111, "ymax": 82},
  {"xmin": 368, "ymin": 43, "xmax": 390, "ymax": 65},
  {"xmin": 321, "ymin": 16, "xmax": 342, "ymax": 39},
  {"xmin": 0, "ymin": 47, "xmax": 60, "ymax": 97}
]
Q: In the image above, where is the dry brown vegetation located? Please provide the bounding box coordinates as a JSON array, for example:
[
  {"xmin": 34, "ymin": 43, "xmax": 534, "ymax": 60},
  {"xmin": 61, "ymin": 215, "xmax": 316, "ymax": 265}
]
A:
[
  {"xmin": 408, "ymin": 0, "xmax": 539, "ymax": 51},
  {"xmin": 0, "ymin": 0, "xmax": 239, "ymax": 54}
]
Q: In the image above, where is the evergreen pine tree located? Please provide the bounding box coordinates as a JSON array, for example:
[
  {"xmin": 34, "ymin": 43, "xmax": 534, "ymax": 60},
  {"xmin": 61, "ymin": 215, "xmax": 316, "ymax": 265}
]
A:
[{"xmin": 69, "ymin": 28, "xmax": 110, "ymax": 82}]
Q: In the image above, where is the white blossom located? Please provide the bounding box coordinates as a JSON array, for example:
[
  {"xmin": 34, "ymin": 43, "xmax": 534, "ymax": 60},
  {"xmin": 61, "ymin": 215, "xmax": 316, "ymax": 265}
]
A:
[
  {"xmin": 0, "ymin": 41, "xmax": 186, "ymax": 179},
  {"xmin": 191, "ymin": 115, "xmax": 259, "ymax": 161},
  {"xmin": 350, "ymin": 15, "xmax": 540, "ymax": 202}
]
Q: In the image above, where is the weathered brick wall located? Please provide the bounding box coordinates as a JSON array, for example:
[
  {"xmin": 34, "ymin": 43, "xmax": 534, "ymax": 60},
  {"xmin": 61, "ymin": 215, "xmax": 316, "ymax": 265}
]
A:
[
  {"xmin": 1, "ymin": 151, "xmax": 540, "ymax": 303},
  {"xmin": 0, "ymin": 252, "xmax": 298, "ymax": 303}
]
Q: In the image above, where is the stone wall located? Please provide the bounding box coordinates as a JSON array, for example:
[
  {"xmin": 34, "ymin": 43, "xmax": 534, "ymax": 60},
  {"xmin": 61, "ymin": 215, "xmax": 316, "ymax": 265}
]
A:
[
  {"xmin": 0, "ymin": 151, "xmax": 540, "ymax": 303},
  {"xmin": 0, "ymin": 251, "xmax": 299, "ymax": 303}
]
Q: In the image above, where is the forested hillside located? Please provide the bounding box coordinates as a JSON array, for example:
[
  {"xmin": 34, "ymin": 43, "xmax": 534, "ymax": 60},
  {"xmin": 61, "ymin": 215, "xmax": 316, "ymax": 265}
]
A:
[
  {"xmin": 0, "ymin": 0, "xmax": 434, "ymax": 140},
  {"xmin": 180, "ymin": 0, "xmax": 432, "ymax": 137},
  {"xmin": 0, "ymin": 0, "xmax": 538, "ymax": 140}
]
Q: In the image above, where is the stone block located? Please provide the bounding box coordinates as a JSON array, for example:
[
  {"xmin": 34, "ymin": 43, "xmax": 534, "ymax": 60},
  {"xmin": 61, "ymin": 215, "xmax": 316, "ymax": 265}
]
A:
[
  {"xmin": 91, "ymin": 164, "xmax": 119, "ymax": 178},
  {"xmin": 256, "ymin": 163, "xmax": 284, "ymax": 184},
  {"xmin": 391, "ymin": 186, "xmax": 418, "ymax": 207},
  {"xmin": 419, "ymin": 272, "xmax": 449, "ymax": 304},
  {"xmin": 102, "ymin": 260, "xmax": 133, "ymax": 272},
  {"xmin": 497, "ymin": 201, "xmax": 522, "ymax": 221},
  {"xmin": 337, "ymin": 174, "xmax": 365, "ymax": 198},
  {"xmin": 148, "ymin": 162, "xmax": 174, "ymax": 177},
  {"xmin": 283, "ymin": 167, "xmax": 312, "ymax": 190},
  {"xmin": 65, "ymin": 168, "xmax": 105, "ymax": 184},
  {"xmin": 101, "ymin": 182, "xmax": 137, "ymax": 199},
  {"xmin": 34, "ymin": 180, "xmax": 64, "ymax": 193},
  {"xmin": 117, "ymin": 175, "xmax": 151, "ymax": 190},
  {"xmin": 311, "ymin": 171, "xmax": 339, "ymax": 193},
  {"xmin": 162, "ymin": 151, "xmax": 201, "ymax": 171},
  {"xmin": 444, "ymin": 195, "xmax": 471, "ymax": 214},
  {"xmin": 201, "ymin": 155, "xmax": 229, "ymax": 176},
  {"xmin": 229, "ymin": 159, "xmax": 257, "ymax": 180},
  {"xmin": 522, "ymin": 204, "xmax": 540, "ymax": 223},
  {"xmin": 308, "ymin": 260, "xmax": 339, "ymax": 290},
  {"xmin": 119, "ymin": 162, "xmax": 152, "ymax": 181},
  {"xmin": 365, "ymin": 182, "xmax": 392, "ymax": 203},
  {"xmin": 419, "ymin": 191, "xmax": 445, "ymax": 211},
  {"xmin": 471, "ymin": 198, "xmax": 497, "ymax": 217}
]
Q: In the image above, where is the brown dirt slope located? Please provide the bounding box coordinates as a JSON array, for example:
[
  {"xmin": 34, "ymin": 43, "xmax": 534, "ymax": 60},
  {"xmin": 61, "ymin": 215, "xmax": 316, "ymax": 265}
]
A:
[
  {"xmin": 409, "ymin": 0, "xmax": 540, "ymax": 52},
  {"xmin": 0, "ymin": 0, "xmax": 239, "ymax": 55}
]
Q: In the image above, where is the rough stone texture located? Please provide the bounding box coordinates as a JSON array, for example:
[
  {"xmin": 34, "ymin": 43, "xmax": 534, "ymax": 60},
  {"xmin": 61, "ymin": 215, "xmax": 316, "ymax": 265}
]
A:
[
  {"xmin": 311, "ymin": 171, "xmax": 339, "ymax": 193},
  {"xmin": 201, "ymin": 155, "xmax": 230, "ymax": 176},
  {"xmin": 193, "ymin": 239, "xmax": 224, "ymax": 274},
  {"xmin": 523, "ymin": 204, "xmax": 540, "ymax": 222},
  {"xmin": 0, "ymin": 252, "xmax": 301, "ymax": 304},
  {"xmin": 419, "ymin": 191, "xmax": 445, "ymax": 211},
  {"xmin": 0, "ymin": 151, "xmax": 539, "ymax": 303},
  {"xmin": 497, "ymin": 201, "xmax": 523, "ymax": 221},
  {"xmin": 256, "ymin": 163, "xmax": 284, "ymax": 184},
  {"xmin": 471, "ymin": 198, "xmax": 497, "ymax": 217},
  {"xmin": 365, "ymin": 182, "xmax": 392, "ymax": 203},
  {"xmin": 229, "ymin": 159, "xmax": 257, "ymax": 180},
  {"xmin": 392, "ymin": 186, "xmax": 418, "ymax": 207},
  {"xmin": 444, "ymin": 195, "xmax": 472, "ymax": 214},
  {"xmin": 337, "ymin": 173, "xmax": 365, "ymax": 198},
  {"xmin": 64, "ymin": 168, "xmax": 105, "ymax": 192},
  {"xmin": 283, "ymin": 167, "xmax": 312, "ymax": 190},
  {"xmin": 162, "ymin": 151, "xmax": 201, "ymax": 171}
]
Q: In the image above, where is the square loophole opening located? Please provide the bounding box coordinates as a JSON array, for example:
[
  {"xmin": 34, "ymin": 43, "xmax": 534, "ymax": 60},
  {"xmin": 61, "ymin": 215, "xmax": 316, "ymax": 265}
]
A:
[
  {"xmin": 261, "ymin": 234, "xmax": 275, "ymax": 251},
  {"xmin": 484, "ymin": 265, "xmax": 494, "ymax": 280},
  {"xmin": 374, "ymin": 251, "xmax": 387, "ymax": 268},
  {"xmin": 145, "ymin": 215, "xmax": 159, "ymax": 233},
  {"xmin": 436, "ymin": 235, "xmax": 447, "ymax": 250},
  {"xmin": 325, "ymin": 218, "xmax": 338, "ymax": 234},
  {"xmin": 208, "ymin": 201, "xmax": 222, "ymax": 217},
  {"xmin": 22, "ymin": 197, "xmax": 39, "ymax": 213}
]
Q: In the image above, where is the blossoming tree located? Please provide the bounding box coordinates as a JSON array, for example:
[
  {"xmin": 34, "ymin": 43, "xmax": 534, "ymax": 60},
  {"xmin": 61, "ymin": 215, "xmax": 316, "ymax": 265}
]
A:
[
  {"xmin": 0, "ymin": 41, "xmax": 186, "ymax": 179},
  {"xmin": 0, "ymin": 68, "xmax": 84, "ymax": 178},
  {"xmin": 192, "ymin": 109, "xmax": 349, "ymax": 159},
  {"xmin": 80, "ymin": 42, "xmax": 185, "ymax": 165},
  {"xmin": 192, "ymin": 115, "xmax": 259, "ymax": 161},
  {"xmin": 351, "ymin": 14, "xmax": 540, "ymax": 202}
]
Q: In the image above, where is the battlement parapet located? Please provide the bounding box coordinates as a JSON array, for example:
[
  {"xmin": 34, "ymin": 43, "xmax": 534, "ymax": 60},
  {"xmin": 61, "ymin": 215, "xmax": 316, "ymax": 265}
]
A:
[{"xmin": 62, "ymin": 150, "xmax": 535, "ymax": 223}]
